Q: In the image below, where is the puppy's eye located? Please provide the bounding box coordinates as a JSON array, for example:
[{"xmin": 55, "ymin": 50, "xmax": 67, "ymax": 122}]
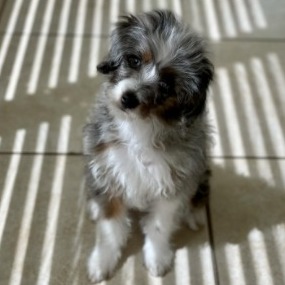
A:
[{"xmin": 127, "ymin": 55, "xmax": 141, "ymax": 69}]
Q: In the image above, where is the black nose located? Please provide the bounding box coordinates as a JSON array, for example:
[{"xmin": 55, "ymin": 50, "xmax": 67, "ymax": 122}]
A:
[{"xmin": 121, "ymin": 91, "xmax": 139, "ymax": 109}]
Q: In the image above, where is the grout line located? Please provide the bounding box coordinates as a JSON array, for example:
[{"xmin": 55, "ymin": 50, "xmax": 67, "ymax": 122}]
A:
[
  {"xmin": 0, "ymin": 152, "xmax": 285, "ymax": 160},
  {"xmin": 206, "ymin": 203, "xmax": 220, "ymax": 285}
]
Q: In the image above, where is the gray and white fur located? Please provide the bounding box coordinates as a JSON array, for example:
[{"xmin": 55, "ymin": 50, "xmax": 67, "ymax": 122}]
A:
[{"xmin": 83, "ymin": 10, "xmax": 214, "ymax": 283}]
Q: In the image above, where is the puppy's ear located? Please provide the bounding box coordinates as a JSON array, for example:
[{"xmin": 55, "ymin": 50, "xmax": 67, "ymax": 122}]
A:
[
  {"xmin": 97, "ymin": 59, "xmax": 120, "ymax": 74},
  {"xmin": 183, "ymin": 58, "xmax": 214, "ymax": 119}
]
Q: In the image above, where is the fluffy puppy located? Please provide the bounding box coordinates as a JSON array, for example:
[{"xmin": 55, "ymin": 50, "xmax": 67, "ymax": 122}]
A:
[{"xmin": 83, "ymin": 10, "xmax": 214, "ymax": 283}]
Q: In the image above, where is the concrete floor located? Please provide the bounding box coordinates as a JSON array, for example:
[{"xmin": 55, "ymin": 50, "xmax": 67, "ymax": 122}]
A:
[{"xmin": 0, "ymin": 0, "xmax": 285, "ymax": 284}]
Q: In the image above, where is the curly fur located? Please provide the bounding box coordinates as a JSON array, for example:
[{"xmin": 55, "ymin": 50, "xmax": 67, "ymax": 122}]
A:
[{"xmin": 83, "ymin": 10, "xmax": 214, "ymax": 283}]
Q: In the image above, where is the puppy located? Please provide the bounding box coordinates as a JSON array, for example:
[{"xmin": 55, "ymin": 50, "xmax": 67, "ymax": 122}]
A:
[{"xmin": 83, "ymin": 10, "xmax": 214, "ymax": 283}]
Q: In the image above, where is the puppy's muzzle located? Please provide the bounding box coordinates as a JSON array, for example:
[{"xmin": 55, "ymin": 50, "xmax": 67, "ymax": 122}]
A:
[{"xmin": 121, "ymin": 91, "xmax": 139, "ymax": 109}]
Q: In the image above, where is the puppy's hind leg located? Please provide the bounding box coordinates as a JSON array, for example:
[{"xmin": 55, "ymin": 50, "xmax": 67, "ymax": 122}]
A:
[
  {"xmin": 141, "ymin": 198, "xmax": 180, "ymax": 277},
  {"xmin": 185, "ymin": 172, "xmax": 211, "ymax": 231},
  {"xmin": 88, "ymin": 198, "xmax": 130, "ymax": 283}
]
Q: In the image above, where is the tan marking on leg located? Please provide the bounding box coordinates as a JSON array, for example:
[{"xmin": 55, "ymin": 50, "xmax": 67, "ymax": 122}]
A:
[{"xmin": 104, "ymin": 197, "xmax": 124, "ymax": 219}]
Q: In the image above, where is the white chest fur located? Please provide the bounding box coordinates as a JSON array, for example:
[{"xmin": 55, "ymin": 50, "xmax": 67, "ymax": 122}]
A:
[{"xmin": 91, "ymin": 119, "xmax": 177, "ymax": 209}]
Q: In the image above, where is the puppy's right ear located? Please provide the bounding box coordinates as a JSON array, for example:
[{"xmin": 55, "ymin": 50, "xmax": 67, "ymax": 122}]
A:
[{"xmin": 97, "ymin": 59, "xmax": 120, "ymax": 74}]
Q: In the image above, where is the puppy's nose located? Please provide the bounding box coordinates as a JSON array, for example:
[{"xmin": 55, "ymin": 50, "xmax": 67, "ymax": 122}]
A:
[{"xmin": 121, "ymin": 91, "xmax": 139, "ymax": 109}]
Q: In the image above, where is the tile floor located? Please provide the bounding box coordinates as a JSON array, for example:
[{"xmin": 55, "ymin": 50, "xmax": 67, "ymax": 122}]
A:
[{"xmin": 0, "ymin": 0, "xmax": 285, "ymax": 285}]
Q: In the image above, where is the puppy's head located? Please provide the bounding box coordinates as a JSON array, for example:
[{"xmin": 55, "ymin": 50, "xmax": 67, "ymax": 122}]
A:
[{"xmin": 97, "ymin": 10, "xmax": 214, "ymax": 124}]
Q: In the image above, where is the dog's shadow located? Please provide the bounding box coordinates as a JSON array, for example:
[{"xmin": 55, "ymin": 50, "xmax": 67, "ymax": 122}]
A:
[{"xmin": 67, "ymin": 162, "xmax": 285, "ymax": 284}]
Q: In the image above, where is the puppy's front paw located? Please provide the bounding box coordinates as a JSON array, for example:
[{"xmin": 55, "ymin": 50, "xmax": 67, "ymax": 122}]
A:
[
  {"xmin": 143, "ymin": 244, "xmax": 174, "ymax": 277},
  {"xmin": 87, "ymin": 247, "xmax": 117, "ymax": 283}
]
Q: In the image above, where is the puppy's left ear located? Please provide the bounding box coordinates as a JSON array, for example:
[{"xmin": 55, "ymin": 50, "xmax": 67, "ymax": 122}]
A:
[{"xmin": 97, "ymin": 58, "xmax": 121, "ymax": 74}]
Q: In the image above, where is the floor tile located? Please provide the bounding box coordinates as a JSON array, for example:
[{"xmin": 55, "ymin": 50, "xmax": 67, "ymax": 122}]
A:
[
  {"xmin": 0, "ymin": 0, "xmax": 284, "ymax": 40},
  {"xmin": 209, "ymin": 42, "xmax": 285, "ymax": 158},
  {"xmin": 1, "ymin": 35, "xmax": 285, "ymax": 157},
  {"xmin": 210, "ymin": 158, "xmax": 285, "ymax": 285},
  {"xmin": 0, "ymin": 0, "xmax": 5, "ymax": 12},
  {"xmin": 0, "ymin": 155, "xmax": 216, "ymax": 285},
  {"xmin": 0, "ymin": 35, "xmax": 107, "ymax": 153}
]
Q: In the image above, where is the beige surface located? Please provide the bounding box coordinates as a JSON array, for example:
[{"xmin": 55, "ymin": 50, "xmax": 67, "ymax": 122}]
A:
[
  {"xmin": 211, "ymin": 159, "xmax": 285, "ymax": 285},
  {"xmin": 0, "ymin": 0, "xmax": 285, "ymax": 285},
  {"xmin": 0, "ymin": 0, "xmax": 285, "ymax": 39}
]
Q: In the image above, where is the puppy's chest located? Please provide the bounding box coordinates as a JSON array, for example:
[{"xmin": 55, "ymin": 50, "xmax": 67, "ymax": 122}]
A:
[{"xmin": 103, "ymin": 142, "xmax": 175, "ymax": 206}]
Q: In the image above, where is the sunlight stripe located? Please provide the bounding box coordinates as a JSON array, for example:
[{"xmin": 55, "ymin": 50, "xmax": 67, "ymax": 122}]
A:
[
  {"xmin": 88, "ymin": 0, "xmax": 103, "ymax": 77},
  {"xmin": 142, "ymin": 0, "xmax": 152, "ymax": 11},
  {"xmin": 9, "ymin": 123, "xmax": 49, "ymax": 285},
  {"xmin": 190, "ymin": 0, "xmax": 203, "ymax": 33},
  {"xmin": 0, "ymin": 0, "xmax": 24, "ymax": 75},
  {"xmin": 172, "ymin": 0, "xmax": 182, "ymax": 16},
  {"xmin": 233, "ymin": 63, "xmax": 272, "ymax": 179},
  {"xmin": 48, "ymin": 0, "xmax": 73, "ymax": 88},
  {"xmin": 77, "ymin": 178, "xmax": 86, "ymax": 209},
  {"xmin": 68, "ymin": 0, "xmax": 88, "ymax": 83},
  {"xmin": 216, "ymin": 68, "xmax": 245, "ymax": 155},
  {"xmin": 266, "ymin": 53, "xmax": 285, "ymax": 110},
  {"xmin": 248, "ymin": 0, "xmax": 267, "ymax": 28},
  {"xmin": 126, "ymin": 0, "xmax": 135, "ymax": 13},
  {"xmin": 69, "ymin": 182, "xmax": 84, "ymax": 281},
  {"xmin": 224, "ymin": 244, "xmax": 246, "ymax": 285},
  {"xmin": 251, "ymin": 58, "xmax": 285, "ymax": 156},
  {"xmin": 27, "ymin": 0, "xmax": 57, "ymax": 94},
  {"xmin": 208, "ymin": 90, "xmax": 223, "ymax": 157},
  {"xmin": 248, "ymin": 229, "xmax": 274, "ymax": 285},
  {"xmin": 109, "ymin": 0, "xmax": 120, "ymax": 34},
  {"xmin": 5, "ymin": 0, "xmax": 41, "ymax": 101},
  {"xmin": 157, "ymin": 0, "xmax": 168, "ymax": 9},
  {"xmin": 70, "ymin": 243, "xmax": 82, "ymax": 283},
  {"xmin": 232, "ymin": 0, "xmax": 252, "ymax": 32},
  {"xmin": 0, "ymin": 130, "xmax": 26, "ymax": 248},
  {"xmin": 272, "ymin": 224, "xmax": 285, "ymax": 282},
  {"xmin": 175, "ymin": 247, "xmax": 191, "ymax": 285},
  {"xmin": 216, "ymin": 68, "xmax": 248, "ymax": 173},
  {"xmin": 233, "ymin": 63, "xmax": 267, "ymax": 156},
  {"xmin": 217, "ymin": 0, "xmax": 237, "ymax": 37},
  {"xmin": 121, "ymin": 256, "xmax": 135, "ymax": 285},
  {"xmin": 266, "ymin": 54, "xmax": 285, "ymax": 185},
  {"xmin": 68, "ymin": 244, "xmax": 82, "ymax": 285},
  {"xmin": 73, "ymin": 182, "xmax": 86, "ymax": 247},
  {"xmin": 200, "ymin": 244, "xmax": 215, "ymax": 285},
  {"xmin": 202, "ymin": 0, "xmax": 220, "ymax": 40},
  {"xmin": 36, "ymin": 116, "xmax": 71, "ymax": 285}
]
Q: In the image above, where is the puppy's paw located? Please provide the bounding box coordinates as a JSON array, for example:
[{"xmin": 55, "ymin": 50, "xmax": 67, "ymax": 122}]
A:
[
  {"xmin": 87, "ymin": 247, "xmax": 117, "ymax": 283},
  {"xmin": 185, "ymin": 207, "xmax": 205, "ymax": 231},
  {"xmin": 143, "ymin": 244, "xmax": 174, "ymax": 277}
]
